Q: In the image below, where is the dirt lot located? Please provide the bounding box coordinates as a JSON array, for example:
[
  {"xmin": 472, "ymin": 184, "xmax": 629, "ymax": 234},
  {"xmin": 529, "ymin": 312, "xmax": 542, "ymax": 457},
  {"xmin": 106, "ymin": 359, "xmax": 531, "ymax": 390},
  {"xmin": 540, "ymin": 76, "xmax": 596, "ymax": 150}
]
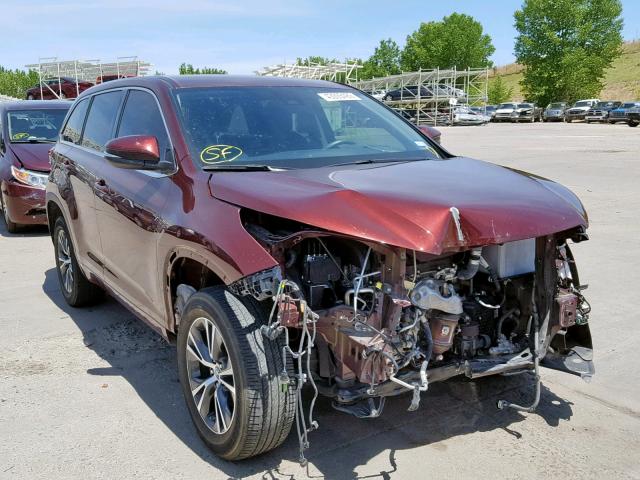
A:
[{"xmin": 1, "ymin": 122, "xmax": 639, "ymax": 479}]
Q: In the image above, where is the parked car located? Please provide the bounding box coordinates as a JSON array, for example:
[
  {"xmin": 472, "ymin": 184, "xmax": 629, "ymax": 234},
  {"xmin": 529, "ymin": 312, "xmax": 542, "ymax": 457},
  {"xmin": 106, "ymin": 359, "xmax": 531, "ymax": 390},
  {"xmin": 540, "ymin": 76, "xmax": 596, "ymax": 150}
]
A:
[
  {"xmin": 415, "ymin": 124, "xmax": 442, "ymax": 144},
  {"xmin": 469, "ymin": 106, "xmax": 493, "ymax": 123},
  {"xmin": 627, "ymin": 106, "xmax": 640, "ymax": 127},
  {"xmin": 608, "ymin": 101, "xmax": 640, "ymax": 123},
  {"xmin": 484, "ymin": 105, "xmax": 497, "ymax": 120},
  {"xmin": 493, "ymin": 102, "xmax": 519, "ymax": 122},
  {"xmin": 0, "ymin": 100, "xmax": 70, "ymax": 232},
  {"xmin": 384, "ymin": 85, "xmax": 465, "ymax": 102},
  {"xmin": 542, "ymin": 102, "xmax": 567, "ymax": 122},
  {"xmin": 493, "ymin": 102, "xmax": 541, "ymax": 122},
  {"xmin": 564, "ymin": 99, "xmax": 599, "ymax": 123},
  {"xmin": 384, "ymin": 86, "xmax": 431, "ymax": 101},
  {"xmin": 452, "ymin": 106, "xmax": 488, "ymax": 125},
  {"xmin": 513, "ymin": 103, "xmax": 542, "ymax": 122},
  {"xmin": 47, "ymin": 75, "xmax": 593, "ymax": 462},
  {"xmin": 436, "ymin": 84, "xmax": 467, "ymax": 100},
  {"xmin": 584, "ymin": 101, "xmax": 622, "ymax": 123},
  {"xmin": 25, "ymin": 77, "xmax": 94, "ymax": 100}
]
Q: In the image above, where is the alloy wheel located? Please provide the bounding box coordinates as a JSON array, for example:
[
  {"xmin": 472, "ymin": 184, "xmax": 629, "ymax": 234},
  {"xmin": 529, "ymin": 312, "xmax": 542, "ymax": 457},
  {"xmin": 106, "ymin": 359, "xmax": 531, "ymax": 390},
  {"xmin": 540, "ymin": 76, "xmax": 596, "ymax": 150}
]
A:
[
  {"xmin": 57, "ymin": 228, "xmax": 74, "ymax": 294},
  {"xmin": 186, "ymin": 317, "xmax": 235, "ymax": 435}
]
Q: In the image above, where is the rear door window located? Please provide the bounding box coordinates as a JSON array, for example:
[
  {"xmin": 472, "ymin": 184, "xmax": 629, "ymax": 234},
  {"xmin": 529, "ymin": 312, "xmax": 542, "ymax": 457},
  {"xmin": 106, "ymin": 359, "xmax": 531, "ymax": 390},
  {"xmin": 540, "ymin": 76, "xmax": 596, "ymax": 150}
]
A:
[
  {"xmin": 117, "ymin": 90, "xmax": 171, "ymax": 160},
  {"xmin": 82, "ymin": 90, "xmax": 124, "ymax": 151},
  {"xmin": 61, "ymin": 98, "xmax": 89, "ymax": 144}
]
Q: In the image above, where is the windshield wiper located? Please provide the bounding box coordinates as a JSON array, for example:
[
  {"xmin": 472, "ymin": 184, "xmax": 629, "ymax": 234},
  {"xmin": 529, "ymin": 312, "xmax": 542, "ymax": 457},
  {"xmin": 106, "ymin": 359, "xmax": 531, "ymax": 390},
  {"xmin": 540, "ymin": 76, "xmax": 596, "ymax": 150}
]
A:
[
  {"xmin": 328, "ymin": 157, "xmax": 431, "ymax": 167},
  {"xmin": 202, "ymin": 164, "xmax": 280, "ymax": 172}
]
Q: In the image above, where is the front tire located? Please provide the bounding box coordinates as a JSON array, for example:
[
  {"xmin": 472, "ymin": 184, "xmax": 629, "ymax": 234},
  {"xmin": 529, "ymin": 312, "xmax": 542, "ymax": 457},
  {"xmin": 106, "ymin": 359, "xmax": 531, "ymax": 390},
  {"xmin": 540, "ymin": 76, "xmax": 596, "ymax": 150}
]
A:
[
  {"xmin": 1, "ymin": 193, "xmax": 19, "ymax": 233},
  {"xmin": 630, "ymin": 121, "xmax": 639, "ymax": 128},
  {"xmin": 177, "ymin": 287, "xmax": 295, "ymax": 460},
  {"xmin": 53, "ymin": 216, "xmax": 103, "ymax": 306}
]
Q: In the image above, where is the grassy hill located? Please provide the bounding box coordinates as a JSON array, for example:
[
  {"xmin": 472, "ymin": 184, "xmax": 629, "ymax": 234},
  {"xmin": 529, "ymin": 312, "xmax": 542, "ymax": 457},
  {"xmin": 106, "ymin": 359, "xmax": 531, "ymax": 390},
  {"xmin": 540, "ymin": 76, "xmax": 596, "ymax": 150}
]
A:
[{"xmin": 490, "ymin": 40, "xmax": 640, "ymax": 102}]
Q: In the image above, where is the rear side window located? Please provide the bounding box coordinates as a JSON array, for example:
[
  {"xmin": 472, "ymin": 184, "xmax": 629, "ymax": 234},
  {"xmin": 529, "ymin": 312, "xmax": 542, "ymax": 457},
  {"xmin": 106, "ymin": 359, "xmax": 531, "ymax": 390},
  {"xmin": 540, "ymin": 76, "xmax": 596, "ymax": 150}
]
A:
[
  {"xmin": 117, "ymin": 90, "xmax": 170, "ymax": 158},
  {"xmin": 82, "ymin": 91, "xmax": 124, "ymax": 151},
  {"xmin": 61, "ymin": 98, "xmax": 89, "ymax": 144}
]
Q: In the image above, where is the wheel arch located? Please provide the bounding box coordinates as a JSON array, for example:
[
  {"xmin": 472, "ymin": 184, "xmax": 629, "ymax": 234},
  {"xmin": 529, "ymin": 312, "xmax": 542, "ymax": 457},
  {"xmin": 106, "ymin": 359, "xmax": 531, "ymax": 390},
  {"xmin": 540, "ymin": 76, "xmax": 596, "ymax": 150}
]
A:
[{"xmin": 164, "ymin": 248, "xmax": 229, "ymax": 334}]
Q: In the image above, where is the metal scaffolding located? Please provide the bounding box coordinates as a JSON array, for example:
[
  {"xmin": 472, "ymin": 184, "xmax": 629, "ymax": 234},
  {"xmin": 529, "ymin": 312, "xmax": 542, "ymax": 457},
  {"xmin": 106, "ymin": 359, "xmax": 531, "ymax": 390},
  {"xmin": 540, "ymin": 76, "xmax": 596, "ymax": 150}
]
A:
[
  {"xmin": 353, "ymin": 67, "xmax": 489, "ymax": 126},
  {"xmin": 24, "ymin": 56, "xmax": 153, "ymax": 99},
  {"xmin": 256, "ymin": 61, "xmax": 363, "ymax": 83}
]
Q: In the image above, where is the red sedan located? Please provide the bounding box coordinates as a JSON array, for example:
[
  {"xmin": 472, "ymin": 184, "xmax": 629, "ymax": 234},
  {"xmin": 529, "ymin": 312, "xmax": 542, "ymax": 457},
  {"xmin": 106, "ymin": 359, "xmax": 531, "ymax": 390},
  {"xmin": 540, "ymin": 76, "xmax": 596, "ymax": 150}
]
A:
[
  {"xmin": 25, "ymin": 77, "xmax": 94, "ymax": 100},
  {"xmin": 0, "ymin": 100, "xmax": 70, "ymax": 232}
]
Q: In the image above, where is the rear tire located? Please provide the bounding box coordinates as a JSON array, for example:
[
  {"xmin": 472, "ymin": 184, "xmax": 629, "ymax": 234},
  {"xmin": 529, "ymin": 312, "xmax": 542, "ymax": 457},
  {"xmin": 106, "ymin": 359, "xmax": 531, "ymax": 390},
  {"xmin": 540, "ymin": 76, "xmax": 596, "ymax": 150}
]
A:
[
  {"xmin": 177, "ymin": 287, "xmax": 296, "ymax": 460},
  {"xmin": 629, "ymin": 121, "xmax": 639, "ymax": 128},
  {"xmin": 53, "ymin": 216, "xmax": 103, "ymax": 307}
]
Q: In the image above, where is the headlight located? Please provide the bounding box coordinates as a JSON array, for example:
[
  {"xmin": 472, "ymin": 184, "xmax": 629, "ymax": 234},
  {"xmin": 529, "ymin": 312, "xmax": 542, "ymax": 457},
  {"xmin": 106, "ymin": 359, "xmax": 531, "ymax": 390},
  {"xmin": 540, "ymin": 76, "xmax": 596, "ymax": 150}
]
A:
[
  {"xmin": 11, "ymin": 165, "xmax": 48, "ymax": 189},
  {"xmin": 511, "ymin": 111, "xmax": 518, "ymax": 116}
]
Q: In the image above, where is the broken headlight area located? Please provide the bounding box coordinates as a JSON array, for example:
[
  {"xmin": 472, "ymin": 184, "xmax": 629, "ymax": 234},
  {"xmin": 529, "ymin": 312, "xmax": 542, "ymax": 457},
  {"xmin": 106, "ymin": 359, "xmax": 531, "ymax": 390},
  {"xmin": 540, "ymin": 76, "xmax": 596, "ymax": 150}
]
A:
[{"xmin": 233, "ymin": 213, "xmax": 592, "ymax": 463}]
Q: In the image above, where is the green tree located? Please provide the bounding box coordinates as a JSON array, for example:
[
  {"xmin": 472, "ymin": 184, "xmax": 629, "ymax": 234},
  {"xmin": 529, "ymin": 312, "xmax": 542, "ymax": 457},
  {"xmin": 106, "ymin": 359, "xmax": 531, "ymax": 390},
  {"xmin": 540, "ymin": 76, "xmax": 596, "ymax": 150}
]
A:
[
  {"xmin": 178, "ymin": 63, "xmax": 227, "ymax": 75},
  {"xmin": 0, "ymin": 67, "xmax": 39, "ymax": 99},
  {"xmin": 360, "ymin": 39, "xmax": 402, "ymax": 79},
  {"xmin": 400, "ymin": 13, "xmax": 495, "ymax": 71},
  {"xmin": 514, "ymin": 0, "xmax": 623, "ymax": 105},
  {"xmin": 487, "ymin": 75, "xmax": 514, "ymax": 104}
]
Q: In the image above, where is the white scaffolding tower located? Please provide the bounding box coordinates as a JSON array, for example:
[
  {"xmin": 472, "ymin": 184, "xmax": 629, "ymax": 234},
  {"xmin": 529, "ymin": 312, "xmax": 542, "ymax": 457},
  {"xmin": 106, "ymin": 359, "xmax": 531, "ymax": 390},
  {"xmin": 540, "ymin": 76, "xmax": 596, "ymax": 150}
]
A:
[
  {"xmin": 256, "ymin": 61, "xmax": 363, "ymax": 83},
  {"xmin": 353, "ymin": 67, "xmax": 489, "ymax": 126},
  {"xmin": 24, "ymin": 56, "xmax": 153, "ymax": 99}
]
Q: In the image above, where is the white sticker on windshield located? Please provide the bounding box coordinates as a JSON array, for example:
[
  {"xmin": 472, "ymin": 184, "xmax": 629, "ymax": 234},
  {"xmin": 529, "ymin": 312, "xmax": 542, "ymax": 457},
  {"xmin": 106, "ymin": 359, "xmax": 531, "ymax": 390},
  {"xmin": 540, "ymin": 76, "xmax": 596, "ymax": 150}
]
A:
[
  {"xmin": 414, "ymin": 141, "xmax": 427, "ymax": 147},
  {"xmin": 318, "ymin": 92, "xmax": 361, "ymax": 102}
]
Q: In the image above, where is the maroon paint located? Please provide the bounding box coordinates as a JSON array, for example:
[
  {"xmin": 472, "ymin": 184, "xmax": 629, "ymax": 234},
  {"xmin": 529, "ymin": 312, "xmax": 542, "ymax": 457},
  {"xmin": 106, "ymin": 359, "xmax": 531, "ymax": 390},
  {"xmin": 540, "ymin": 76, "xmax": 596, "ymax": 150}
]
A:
[
  {"xmin": 1, "ymin": 101, "xmax": 70, "ymax": 226},
  {"xmin": 105, "ymin": 135, "xmax": 160, "ymax": 162},
  {"xmin": 46, "ymin": 76, "xmax": 588, "ymax": 337},
  {"xmin": 210, "ymin": 158, "xmax": 587, "ymax": 255},
  {"xmin": 25, "ymin": 78, "xmax": 94, "ymax": 100}
]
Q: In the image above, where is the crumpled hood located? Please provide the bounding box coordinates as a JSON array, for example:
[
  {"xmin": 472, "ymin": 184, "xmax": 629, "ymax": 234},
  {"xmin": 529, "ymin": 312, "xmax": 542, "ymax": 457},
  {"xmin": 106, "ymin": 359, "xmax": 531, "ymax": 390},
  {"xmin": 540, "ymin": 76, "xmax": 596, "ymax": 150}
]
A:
[
  {"xmin": 8, "ymin": 143, "xmax": 52, "ymax": 171},
  {"xmin": 209, "ymin": 157, "xmax": 587, "ymax": 254}
]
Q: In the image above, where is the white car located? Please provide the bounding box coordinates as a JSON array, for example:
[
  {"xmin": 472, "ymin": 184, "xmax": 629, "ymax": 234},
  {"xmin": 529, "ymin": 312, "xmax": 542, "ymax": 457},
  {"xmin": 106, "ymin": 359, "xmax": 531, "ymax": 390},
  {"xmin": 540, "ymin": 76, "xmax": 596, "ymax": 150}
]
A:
[
  {"xmin": 493, "ymin": 102, "xmax": 519, "ymax": 122},
  {"xmin": 452, "ymin": 106, "xmax": 487, "ymax": 125},
  {"xmin": 565, "ymin": 99, "xmax": 600, "ymax": 123}
]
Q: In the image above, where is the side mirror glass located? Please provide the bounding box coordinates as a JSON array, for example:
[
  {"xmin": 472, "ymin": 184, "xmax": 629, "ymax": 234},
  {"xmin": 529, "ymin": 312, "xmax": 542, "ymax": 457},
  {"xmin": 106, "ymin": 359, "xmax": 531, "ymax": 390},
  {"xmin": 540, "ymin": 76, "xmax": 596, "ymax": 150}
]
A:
[{"xmin": 105, "ymin": 135, "xmax": 161, "ymax": 169}]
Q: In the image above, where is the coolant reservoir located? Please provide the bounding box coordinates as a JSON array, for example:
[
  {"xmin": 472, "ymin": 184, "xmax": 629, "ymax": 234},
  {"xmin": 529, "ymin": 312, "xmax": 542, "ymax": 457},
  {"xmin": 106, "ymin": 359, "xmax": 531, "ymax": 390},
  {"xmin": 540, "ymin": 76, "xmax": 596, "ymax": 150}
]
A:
[{"xmin": 482, "ymin": 238, "xmax": 535, "ymax": 278}]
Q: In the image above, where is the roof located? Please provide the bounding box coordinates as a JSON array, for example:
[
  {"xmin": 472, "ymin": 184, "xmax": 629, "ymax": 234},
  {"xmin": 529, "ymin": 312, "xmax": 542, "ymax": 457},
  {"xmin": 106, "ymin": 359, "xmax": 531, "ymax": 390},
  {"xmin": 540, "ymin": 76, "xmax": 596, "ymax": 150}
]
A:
[
  {"xmin": 84, "ymin": 74, "xmax": 348, "ymax": 95},
  {"xmin": 0, "ymin": 100, "xmax": 72, "ymax": 111}
]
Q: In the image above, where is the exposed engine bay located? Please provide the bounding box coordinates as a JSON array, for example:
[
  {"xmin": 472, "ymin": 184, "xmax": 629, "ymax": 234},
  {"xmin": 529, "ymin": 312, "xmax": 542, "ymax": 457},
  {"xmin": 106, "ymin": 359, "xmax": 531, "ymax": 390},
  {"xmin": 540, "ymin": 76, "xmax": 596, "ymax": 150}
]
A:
[{"xmin": 229, "ymin": 211, "xmax": 592, "ymax": 463}]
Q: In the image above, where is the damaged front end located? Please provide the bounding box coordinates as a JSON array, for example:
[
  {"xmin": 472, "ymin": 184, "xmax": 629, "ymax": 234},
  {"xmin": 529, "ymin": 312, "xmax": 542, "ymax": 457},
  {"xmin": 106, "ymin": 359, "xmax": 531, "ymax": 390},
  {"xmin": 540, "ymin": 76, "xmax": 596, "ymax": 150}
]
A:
[{"xmin": 229, "ymin": 210, "xmax": 593, "ymax": 462}]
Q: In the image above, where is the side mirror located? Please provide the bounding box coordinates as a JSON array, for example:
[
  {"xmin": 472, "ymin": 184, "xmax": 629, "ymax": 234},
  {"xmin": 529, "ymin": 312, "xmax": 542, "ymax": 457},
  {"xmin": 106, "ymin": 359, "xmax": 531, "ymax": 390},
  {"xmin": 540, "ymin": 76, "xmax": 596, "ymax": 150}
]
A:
[{"xmin": 105, "ymin": 135, "xmax": 161, "ymax": 170}]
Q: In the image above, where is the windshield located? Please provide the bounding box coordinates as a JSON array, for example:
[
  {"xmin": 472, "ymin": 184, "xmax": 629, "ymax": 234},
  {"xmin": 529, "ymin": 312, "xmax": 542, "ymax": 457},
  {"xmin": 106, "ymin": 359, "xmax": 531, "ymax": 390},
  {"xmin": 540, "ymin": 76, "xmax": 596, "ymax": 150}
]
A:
[
  {"xmin": 498, "ymin": 103, "xmax": 516, "ymax": 109},
  {"xmin": 548, "ymin": 103, "xmax": 565, "ymax": 109},
  {"xmin": 517, "ymin": 103, "xmax": 533, "ymax": 108},
  {"xmin": 7, "ymin": 109, "xmax": 68, "ymax": 143},
  {"xmin": 573, "ymin": 101, "xmax": 592, "ymax": 107},
  {"xmin": 622, "ymin": 103, "xmax": 638, "ymax": 108},
  {"xmin": 173, "ymin": 86, "xmax": 441, "ymax": 169}
]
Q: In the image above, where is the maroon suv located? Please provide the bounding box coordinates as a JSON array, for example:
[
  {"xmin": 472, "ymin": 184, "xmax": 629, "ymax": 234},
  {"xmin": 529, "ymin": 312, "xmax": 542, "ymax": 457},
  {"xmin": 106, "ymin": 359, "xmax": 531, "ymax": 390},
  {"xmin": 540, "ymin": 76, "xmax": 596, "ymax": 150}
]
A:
[
  {"xmin": 1, "ymin": 100, "xmax": 70, "ymax": 232},
  {"xmin": 46, "ymin": 76, "xmax": 593, "ymax": 462},
  {"xmin": 26, "ymin": 77, "xmax": 94, "ymax": 100}
]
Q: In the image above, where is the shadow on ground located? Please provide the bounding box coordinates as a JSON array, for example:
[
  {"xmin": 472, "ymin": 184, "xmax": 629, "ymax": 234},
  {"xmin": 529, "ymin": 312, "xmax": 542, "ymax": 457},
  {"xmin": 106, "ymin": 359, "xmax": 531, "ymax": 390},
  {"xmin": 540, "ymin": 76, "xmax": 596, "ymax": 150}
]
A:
[
  {"xmin": 42, "ymin": 268, "xmax": 574, "ymax": 480},
  {"xmin": 0, "ymin": 223, "xmax": 49, "ymax": 238}
]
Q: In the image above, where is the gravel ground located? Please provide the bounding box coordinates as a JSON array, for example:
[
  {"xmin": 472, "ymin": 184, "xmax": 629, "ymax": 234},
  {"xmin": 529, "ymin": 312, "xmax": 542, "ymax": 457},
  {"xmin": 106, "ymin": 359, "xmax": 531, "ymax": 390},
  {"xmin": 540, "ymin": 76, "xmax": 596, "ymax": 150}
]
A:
[{"xmin": 1, "ymin": 121, "xmax": 639, "ymax": 479}]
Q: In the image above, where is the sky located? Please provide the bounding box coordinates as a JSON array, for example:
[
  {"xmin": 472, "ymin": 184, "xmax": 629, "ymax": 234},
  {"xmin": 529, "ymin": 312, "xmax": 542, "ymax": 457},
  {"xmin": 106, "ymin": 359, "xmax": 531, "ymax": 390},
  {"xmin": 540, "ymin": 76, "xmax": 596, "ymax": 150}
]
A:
[{"xmin": 1, "ymin": 0, "xmax": 639, "ymax": 75}]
